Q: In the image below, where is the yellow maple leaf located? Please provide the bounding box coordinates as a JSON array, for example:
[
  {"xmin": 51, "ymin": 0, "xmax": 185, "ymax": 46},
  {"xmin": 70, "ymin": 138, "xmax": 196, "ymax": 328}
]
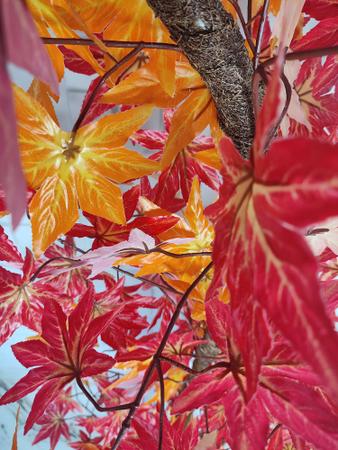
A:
[
  {"xmin": 102, "ymin": 0, "xmax": 177, "ymax": 97},
  {"xmin": 14, "ymin": 86, "xmax": 158, "ymax": 256},
  {"xmin": 116, "ymin": 176, "xmax": 213, "ymax": 279},
  {"xmin": 27, "ymin": 0, "xmax": 105, "ymax": 79},
  {"xmin": 115, "ymin": 178, "xmax": 215, "ymax": 320}
]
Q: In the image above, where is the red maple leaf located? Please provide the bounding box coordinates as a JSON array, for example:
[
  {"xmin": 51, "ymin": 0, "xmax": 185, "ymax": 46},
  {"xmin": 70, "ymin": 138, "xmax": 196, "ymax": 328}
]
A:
[
  {"xmin": 0, "ymin": 225, "xmax": 23, "ymax": 264},
  {"xmin": 172, "ymin": 349, "xmax": 338, "ymax": 450},
  {"xmin": 206, "ymin": 52, "xmax": 338, "ymax": 400},
  {"xmin": 0, "ymin": 288, "xmax": 118, "ymax": 432},
  {"xmin": 134, "ymin": 109, "xmax": 220, "ymax": 212},
  {"xmin": 68, "ymin": 186, "xmax": 178, "ymax": 249},
  {"xmin": 0, "ymin": 249, "xmax": 66, "ymax": 345},
  {"xmin": 40, "ymin": 237, "xmax": 90, "ymax": 297},
  {"xmin": 32, "ymin": 400, "xmax": 71, "ymax": 450}
]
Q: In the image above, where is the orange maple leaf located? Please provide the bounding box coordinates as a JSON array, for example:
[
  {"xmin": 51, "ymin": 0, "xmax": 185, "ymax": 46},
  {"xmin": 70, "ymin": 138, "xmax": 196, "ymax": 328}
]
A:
[{"xmin": 14, "ymin": 86, "xmax": 158, "ymax": 256}]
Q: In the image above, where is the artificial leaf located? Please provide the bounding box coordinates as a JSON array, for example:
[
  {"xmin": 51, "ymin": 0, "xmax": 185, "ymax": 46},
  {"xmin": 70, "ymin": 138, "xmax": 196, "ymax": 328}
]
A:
[
  {"xmin": 101, "ymin": 62, "xmax": 219, "ymax": 168},
  {"xmin": 208, "ymin": 115, "xmax": 338, "ymax": 401},
  {"xmin": 14, "ymin": 85, "xmax": 157, "ymax": 255},
  {"xmin": 0, "ymin": 249, "xmax": 65, "ymax": 345},
  {"xmin": 0, "ymin": 288, "xmax": 117, "ymax": 432},
  {"xmin": 133, "ymin": 109, "xmax": 221, "ymax": 208},
  {"xmin": 2, "ymin": 0, "xmax": 58, "ymax": 92},
  {"xmin": 0, "ymin": 226, "xmax": 23, "ymax": 264},
  {"xmin": 303, "ymin": 0, "xmax": 338, "ymax": 20},
  {"xmin": 33, "ymin": 401, "xmax": 71, "ymax": 450},
  {"xmin": 293, "ymin": 17, "xmax": 338, "ymax": 51}
]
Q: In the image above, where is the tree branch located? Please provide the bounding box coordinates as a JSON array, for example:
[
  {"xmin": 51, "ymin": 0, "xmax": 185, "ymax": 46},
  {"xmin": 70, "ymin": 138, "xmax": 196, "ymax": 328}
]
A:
[
  {"xmin": 146, "ymin": 0, "xmax": 255, "ymax": 158},
  {"xmin": 111, "ymin": 262, "xmax": 213, "ymax": 449}
]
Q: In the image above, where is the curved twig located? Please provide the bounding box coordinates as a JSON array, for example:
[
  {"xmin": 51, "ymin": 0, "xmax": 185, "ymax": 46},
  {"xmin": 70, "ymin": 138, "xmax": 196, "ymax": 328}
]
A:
[{"xmin": 254, "ymin": 0, "xmax": 270, "ymax": 70}]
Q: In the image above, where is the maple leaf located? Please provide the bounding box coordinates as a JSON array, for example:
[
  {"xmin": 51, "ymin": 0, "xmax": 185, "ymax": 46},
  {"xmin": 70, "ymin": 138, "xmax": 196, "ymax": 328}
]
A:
[
  {"xmin": 125, "ymin": 414, "xmax": 199, "ymax": 450},
  {"xmin": 303, "ymin": 0, "xmax": 338, "ymax": 20},
  {"xmin": 0, "ymin": 0, "xmax": 58, "ymax": 226},
  {"xmin": 102, "ymin": 0, "xmax": 177, "ymax": 96},
  {"xmin": 101, "ymin": 61, "xmax": 219, "ymax": 168},
  {"xmin": 115, "ymin": 178, "xmax": 213, "ymax": 276},
  {"xmin": 172, "ymin": 358, "xmax": 338, "ymax": 450},
  {"xmin": 69, "ymin": 186, "xmax": 179, "ymax": 249},
  {"xmin": 292, "ymin": 16, "xmax": 338, "ymax": 51},
  {"xmin": 40, "ymin": 237, "xmax": 90, "ymax": 297},
  {"xmin": 32, "ymin": 401, "xmax": 71, "ymax": 450},
  {"xmin": 26, "ymin": 0, "xmax": 107, "ymax": 80},
  {"xmin": 59, "ymin": 45, "xmax": 105, "ymax": 76},
  {"xmin": 286, "ymin": 56, "xmax": 338, "ymax": 138},
  {"xmin": 113, "ymin": 178, "xmax": 215, "ymax": 320},
  {"xmin": 0, "ymin": 249, "xmax": 66, "ymax": 345},
  {"xmin": 0, "ymin": 226, "xmax": 23, "ymax": 264},
  {"xmin": 133, "ymin": 109, "xmax": 221, "ymax": 208},
  {"xmin": 207, "ymin": 53, "xmax": 338, "ymax": 400},
  {"xmin": 14, "ymin": 85, "xmax": 158, "ymax": 255},
  {"xmin": 0, "ymin": 288, "xmax": 117, "ymax": 432}
]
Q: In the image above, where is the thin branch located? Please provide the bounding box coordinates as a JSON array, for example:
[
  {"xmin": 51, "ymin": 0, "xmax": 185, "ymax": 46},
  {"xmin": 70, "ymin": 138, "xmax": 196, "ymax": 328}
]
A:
[
  {"xmin": 159, "ymin": 356, "xmax": 229, "ymax": 375},
  {"xmin": 228, "ymin": 0, "xmax": 256, "ymax": 55},
  {"xmin": 118, "ymin": 247, "xmax": 212, "ymax": 258},
  {"xmin": 71, "ymin": 44, "xmax": 144, "ymax": 138},
  {"xmin": 264, "ymin": 45, "xmax": 338, "ymax": 67},
  {"xmin": 151, "ymin": 248, "xmax": 212, "ymax": 258},
  {"xmin": 156, "ymin": 360, "xmax": 165, "ymax": 450},
  {"xmin": 268, "ymin": 423, "xmax": 282, "ymax": 440},
  {"xmin": 204, "ymin": 406, "xmax": 209, "ymax": 434},
  {"xmin": 76, "ymin": 377, "xmax": 134, "ymax": 412},
  {"xmin": 254, "ymin": 0, "xmax": 270, "ymax": 70},
  {"xmin": 263, "ymin": 70, "xmax": 292, "ymax": 152},
  {"xmin": 29, "ymin": 256, "xmax": 80, "ymax": 282},
  {"xmin": 41, "ymin": 37, "xmax": 179, "ymax": 52},
  {"xmin": 247, "ymin": 0, "xmax": 252, "ymax": 27},
  {"xmin": 111, "ymin": 262, "xmax": 213, "ymax": 449}
]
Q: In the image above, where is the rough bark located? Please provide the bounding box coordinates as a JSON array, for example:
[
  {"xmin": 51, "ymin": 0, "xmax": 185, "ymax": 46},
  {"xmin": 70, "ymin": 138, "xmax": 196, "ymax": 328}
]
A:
[{"xmin": 147, "ymin": 0, "xmax": 255, "ymax": 157}]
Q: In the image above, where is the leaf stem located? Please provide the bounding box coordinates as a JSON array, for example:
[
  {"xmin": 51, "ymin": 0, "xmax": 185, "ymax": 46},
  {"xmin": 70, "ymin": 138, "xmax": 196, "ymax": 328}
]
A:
[
  {"xmin": 29, "ymin": 256, "xmax": 80, "ymax": 282},
  {"xmin": 76, "ymin": 377, "xmax": 134, "ymax": 412}
]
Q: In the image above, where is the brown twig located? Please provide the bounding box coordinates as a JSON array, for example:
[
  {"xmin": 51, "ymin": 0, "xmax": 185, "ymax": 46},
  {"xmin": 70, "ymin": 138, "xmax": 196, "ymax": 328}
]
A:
[
  {"xmin": 254, "ymin": 0, "xmax": 270, "ymax": 70},
  {"xmin": 204, "ymin": 406, "xmax": 209, "ymax": 434},
  {"xmin": 263, "ymin": 70, "xmax": 292, "ymax": 152},
  {"xmin": 159, "ymin": 355, "xmax": 229, "ymax": 375},
  {"xmin": 228, "ymin": 0, "xmax": 256, "ymax": 55},
  {"xmin": 264, "ymin": 45, "xmax": 338, "ymax": 67},
  {"xmin": 57, "ymin": 239, "xmax": 180, "ymax": 294},
  {"xmin": 76, "ymin": 377, "xmax": 134, "ymax": 412},
  {"xmin": 118, "ymin": 246, "xmax": 212, "ymax": 259},
  {"xmin": 156, "ymin": 360, "xmax": 165, "ymax": 450},
  {"xmin": 71, "ymin": 44, "xmax": 144, "ymax": 139},
  {"xmin": 247, "ymin": 0, "xmax": 252, "ymax": 27},
  {"xmin": 268, "ymin": 423, "xmax": 282, "ymax": 440},
  {"xmin": 29, "ymin": 256, "xmax": 80, "ymax": 283},
  {"xmin": 41, "ymin": 37, "xmax": 179, "ymax": 52}
]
